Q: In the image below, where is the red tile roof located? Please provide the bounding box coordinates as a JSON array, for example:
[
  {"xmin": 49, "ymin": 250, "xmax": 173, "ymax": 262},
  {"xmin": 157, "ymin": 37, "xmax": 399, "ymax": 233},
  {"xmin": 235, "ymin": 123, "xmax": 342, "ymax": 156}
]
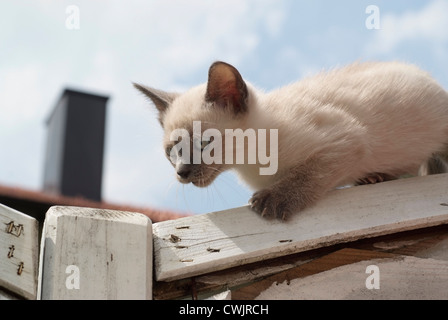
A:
[{"xmin": 0, "ymin": 184, "xmax": 189, "ymax": 222}]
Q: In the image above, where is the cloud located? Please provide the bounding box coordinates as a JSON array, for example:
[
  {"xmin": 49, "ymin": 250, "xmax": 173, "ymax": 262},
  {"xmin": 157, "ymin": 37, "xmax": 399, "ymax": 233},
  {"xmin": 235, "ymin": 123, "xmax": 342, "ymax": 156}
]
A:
[
  {"xmin": 0, "ymin": 1, "xmax": 288, "ymax": 213},
  {"xmin": 102, "ymin": 0, "xmax": 289, "ymax": 87},
  {"xmin": 94, "ymin": 0, "xmax": 289, "ymax": 211},
  {"xmin": 0, "ymin": 66, "xmax": 43, "ymax": 128},
  {"xmin": 366, "ymin": 0, "xmax": 448, "ymax": 56},
  {"xmin": 0, "ymin": 65, "xmax": 48, "ymax": 188}
]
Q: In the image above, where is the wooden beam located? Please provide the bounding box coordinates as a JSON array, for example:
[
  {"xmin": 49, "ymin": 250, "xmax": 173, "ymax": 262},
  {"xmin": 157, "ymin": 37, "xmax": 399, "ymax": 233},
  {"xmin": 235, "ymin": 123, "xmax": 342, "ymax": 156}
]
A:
[
  {"xmin": 153, "ymin": 224, "xmax": 448, "ymax": 299},
  {"xmin": 37, "ymin": 206, "xmax": 153, "ymax": 299},
  {"xmin": 153, "ymin": 247, "xmax": 318, "ymax": 300},
  {"xmin": 232, "ymin": 248, "xmax": 394, "ymax": 299},
  {"xmin": 153, "ymin": 173, "xmax": 448, "ymax": 281},
  {"xmin": 236, "ymin": 248, "xmax": 448, "ymax": 300},
  {"xmin": 0, "ymin": 203, "xmax": 39, "ymax": 299}
]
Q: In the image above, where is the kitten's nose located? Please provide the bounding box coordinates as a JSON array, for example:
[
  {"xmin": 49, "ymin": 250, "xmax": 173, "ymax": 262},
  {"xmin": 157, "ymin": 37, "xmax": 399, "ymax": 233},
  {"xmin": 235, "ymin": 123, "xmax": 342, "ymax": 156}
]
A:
[{"xmin": 177, "ymin": 166, "xmax": 192, "ymax": 180}]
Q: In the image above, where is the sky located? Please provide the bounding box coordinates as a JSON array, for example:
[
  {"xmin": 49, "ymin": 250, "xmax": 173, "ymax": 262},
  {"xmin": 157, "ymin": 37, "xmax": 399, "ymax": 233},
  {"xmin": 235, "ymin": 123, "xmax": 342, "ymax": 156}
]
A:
[{"xmin": 1, "ymin": 0, "xmax": 448, "ymax": 216}]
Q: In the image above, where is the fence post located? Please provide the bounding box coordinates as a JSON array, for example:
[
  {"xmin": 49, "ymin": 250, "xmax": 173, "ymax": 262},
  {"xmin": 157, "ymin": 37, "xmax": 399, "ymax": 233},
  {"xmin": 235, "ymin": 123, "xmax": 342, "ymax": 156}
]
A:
[
  {"xmin": 0, "ymin": 203, "xmax": 39, "ymax": 299},
  {"xmin": 37, "ymin": 206, "xmax": 153, "ymax": 300}
]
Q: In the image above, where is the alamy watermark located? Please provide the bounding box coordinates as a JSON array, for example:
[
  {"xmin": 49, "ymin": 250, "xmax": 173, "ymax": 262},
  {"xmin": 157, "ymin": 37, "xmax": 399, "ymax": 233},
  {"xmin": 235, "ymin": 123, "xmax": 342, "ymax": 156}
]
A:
[
  {"xmin": 365, "ymin": 265, "xmax": 380, "ymax": 289},
  {"xmin": 66, "ymin": 5, "xmax": 80, "ymax": 30},
  {"xmin": 365, "ymin": 5, "xmax": 380, "ymax": 30},
  {"xmin": 168, "ymin": 121, "xmax": 278, "ymax": 175},
  {"xmin": 65, "ymin": 265, "xmax": 80, "ymax": 290}
]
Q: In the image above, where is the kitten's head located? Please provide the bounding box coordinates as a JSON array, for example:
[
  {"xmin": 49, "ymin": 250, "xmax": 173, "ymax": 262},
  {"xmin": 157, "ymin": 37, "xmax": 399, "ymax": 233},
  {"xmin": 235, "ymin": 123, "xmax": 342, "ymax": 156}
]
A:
[{"xmin": 134, "ymin": 61, "xmax": 250, "ymax": 187}]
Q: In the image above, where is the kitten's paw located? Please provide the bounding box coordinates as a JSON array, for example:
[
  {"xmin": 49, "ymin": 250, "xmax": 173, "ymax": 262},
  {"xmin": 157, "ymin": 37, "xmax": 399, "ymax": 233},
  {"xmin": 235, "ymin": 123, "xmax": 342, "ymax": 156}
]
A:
[
  {"xmin": 249, "ymin": 189, "xmax": 293, "ymax": 221},
  {"xmin": 356, "ymin": 172, "xmax": 396, "ymax": 185}
]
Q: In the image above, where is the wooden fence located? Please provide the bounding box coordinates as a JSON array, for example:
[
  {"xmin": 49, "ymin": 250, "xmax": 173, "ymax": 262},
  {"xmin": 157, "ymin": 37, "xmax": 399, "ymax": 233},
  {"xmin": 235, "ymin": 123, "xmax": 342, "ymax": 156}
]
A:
[{"xmin": 1, "ymin": 173, "xmax": 448, "ymax": 300}]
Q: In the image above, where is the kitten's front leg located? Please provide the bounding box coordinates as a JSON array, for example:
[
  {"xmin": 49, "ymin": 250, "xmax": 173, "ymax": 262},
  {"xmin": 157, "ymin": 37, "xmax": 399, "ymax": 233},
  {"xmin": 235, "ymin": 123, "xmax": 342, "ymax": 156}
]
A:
[
  {"xmin": 249, "ymin": 160, "xmax": 334, "ymax": 220},
  {"xmin": 249, "ymin": 188, "xmax": 297, "ymax": 220}
]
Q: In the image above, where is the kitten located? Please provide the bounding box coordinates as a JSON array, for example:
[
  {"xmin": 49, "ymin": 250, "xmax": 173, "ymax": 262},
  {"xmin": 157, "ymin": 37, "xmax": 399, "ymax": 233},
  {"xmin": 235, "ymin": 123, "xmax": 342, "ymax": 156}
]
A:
[{"xmin": 134, "ymin": 61, "xmax": 448, "ymax": 220}]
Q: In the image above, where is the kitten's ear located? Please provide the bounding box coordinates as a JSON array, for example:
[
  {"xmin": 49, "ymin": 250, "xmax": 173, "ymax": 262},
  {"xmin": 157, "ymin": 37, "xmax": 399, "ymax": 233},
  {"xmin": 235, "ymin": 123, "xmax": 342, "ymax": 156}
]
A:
[
  {"xmin": 133, "ymin": 83, "xmax": 178, "ymax": 125},
  {"xmin": 205, "ymin": 61, "xmax": 248, "ymax": 114}
]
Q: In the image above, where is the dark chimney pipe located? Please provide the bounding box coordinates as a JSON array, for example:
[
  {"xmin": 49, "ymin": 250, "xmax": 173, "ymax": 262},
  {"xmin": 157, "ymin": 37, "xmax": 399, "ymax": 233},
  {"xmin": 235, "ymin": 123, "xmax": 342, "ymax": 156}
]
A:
[{"xmin": 43, "ymin": 89, "xmax": 108, "ymax": 202}]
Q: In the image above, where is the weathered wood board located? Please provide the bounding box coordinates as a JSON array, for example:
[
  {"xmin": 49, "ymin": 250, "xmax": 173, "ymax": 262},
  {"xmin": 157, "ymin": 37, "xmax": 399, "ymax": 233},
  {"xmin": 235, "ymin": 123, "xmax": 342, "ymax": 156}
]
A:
[
  {"xmin": 232, "ymin": 248, "xmax": 393, "ymax": 299},
  {"xmin": 153, "ymin": 224, "xmax": 448, "ymax": 299},
  {"xmin": 0, "ymin": 203, "xmax": 39, "ymax": 299},
  {"xmin": 38, "ymin": 206, "xmax": 153, "ymax": 300},
  {"xmin": 0, "ymin": 287, "xmax": 20, "ymax": 300},
  {"xmin": 246, "ymin": 249, "xmax": 448, "ymax": 300},
  {"xmin": 153, "ymin": 173, "xmax": 448, "ymax": 281}
]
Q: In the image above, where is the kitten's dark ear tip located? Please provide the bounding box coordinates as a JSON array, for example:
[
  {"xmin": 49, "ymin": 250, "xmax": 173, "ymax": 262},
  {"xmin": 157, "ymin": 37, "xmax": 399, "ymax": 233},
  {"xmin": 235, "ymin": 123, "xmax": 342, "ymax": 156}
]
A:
[
  {"xmin": 132, "ymin": 83, "xmax": 179, "ymax": 127},
  {"xmin": 209, "ymin": 61, "xmax": 236, "ymax": 71},
  {"xmin": 210, "ymin": 60, "xmax": 225, "ymax": 66},
  {"xmin": 132, "ymin": 82, "xmax": 145, "ymax": 92}
]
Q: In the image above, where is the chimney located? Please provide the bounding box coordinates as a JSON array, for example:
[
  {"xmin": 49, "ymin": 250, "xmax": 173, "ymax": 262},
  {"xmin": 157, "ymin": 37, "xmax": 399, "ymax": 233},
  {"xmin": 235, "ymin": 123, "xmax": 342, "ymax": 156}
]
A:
[{"xmin": 43, "ymin": 89, "xmax": 108, "ymax": 202}]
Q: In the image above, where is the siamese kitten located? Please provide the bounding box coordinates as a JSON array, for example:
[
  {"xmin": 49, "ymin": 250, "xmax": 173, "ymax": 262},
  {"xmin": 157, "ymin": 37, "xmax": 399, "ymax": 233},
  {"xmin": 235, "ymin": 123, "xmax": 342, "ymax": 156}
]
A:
[{"xmin": 134, "ymin": 61, "xmax": 448, "ymax": 220}]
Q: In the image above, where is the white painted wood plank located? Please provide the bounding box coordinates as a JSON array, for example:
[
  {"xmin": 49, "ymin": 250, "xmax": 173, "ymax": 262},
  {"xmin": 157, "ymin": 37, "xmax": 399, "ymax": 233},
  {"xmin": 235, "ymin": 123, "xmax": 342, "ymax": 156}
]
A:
[
  {"xmin": 255, "ymin": 255, "xmax": 448, "ymax": 300},
  {"xmin": 38, "ymin": 206, "xmax": 152, "ymax": 300},
  {"xmin": 205, "ymin": 290, "xmax": 231, "ymax": 300},
  {"xmin": 414, "ymin": 237, "xmax": 448, "ymax": 261},
  {"xmin": 0, "ymin": 203, "xmax": 39, "ymax": 299},
  {"xmin": 153, "ymin": 173, "xmax": 448, "ymax": 281}
]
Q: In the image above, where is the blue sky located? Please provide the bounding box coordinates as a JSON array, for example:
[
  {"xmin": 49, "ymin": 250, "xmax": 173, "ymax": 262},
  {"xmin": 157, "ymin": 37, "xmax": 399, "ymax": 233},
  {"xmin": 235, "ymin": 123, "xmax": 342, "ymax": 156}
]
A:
[{"xmin": 1, "ymin": 0, "xmax": 447, "ymax": 215}]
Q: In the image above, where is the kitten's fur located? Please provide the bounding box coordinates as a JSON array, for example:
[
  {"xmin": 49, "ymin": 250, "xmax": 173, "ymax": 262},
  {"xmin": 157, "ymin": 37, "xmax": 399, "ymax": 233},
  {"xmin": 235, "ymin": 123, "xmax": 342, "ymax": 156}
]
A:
[{"xmin": 134, "ymin": 61, "xmax": 448, "ymax": 220}]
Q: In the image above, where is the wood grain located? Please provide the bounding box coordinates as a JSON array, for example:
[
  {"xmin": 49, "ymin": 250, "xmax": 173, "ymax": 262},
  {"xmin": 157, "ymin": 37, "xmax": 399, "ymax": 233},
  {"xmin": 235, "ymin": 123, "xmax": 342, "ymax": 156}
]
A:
[
  {"xmin": 232, "ymin": 248, "xmax": 394, "ymax": 299},
  {"xmin": 153, "ymin": 224, "xmax": 448, "ymax": 299},
  {"xmin": 0, "ymin": 203, "xmax": 39, "ymax": 299},
  {"xmin": 240, "ymin": 248, "xmax": 448, "ymax": 300},
  {"xmin": 153, "ymin": 173, "xmax": 448, "ymax": 281},
  {"xmin": 37, "ymin": 206, "xmax": 153, "ymax": 300}
]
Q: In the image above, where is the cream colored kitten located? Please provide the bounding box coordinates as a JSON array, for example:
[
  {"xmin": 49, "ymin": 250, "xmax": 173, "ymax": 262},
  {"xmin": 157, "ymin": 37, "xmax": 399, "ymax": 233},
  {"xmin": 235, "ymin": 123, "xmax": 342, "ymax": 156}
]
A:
[{"xmin": 134, "ymin": 61, "xmax": 448, "ymax": 220}]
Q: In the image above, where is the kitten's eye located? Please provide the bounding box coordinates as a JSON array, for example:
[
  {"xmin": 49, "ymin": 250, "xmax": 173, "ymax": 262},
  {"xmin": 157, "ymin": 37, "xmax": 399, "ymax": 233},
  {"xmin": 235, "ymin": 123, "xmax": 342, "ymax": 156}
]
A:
[
  {"xmin": 165, "ymin": 146, "xmax": 172, "ymax": 157},
  {"xmin": 165, "ymin": 145, "xmax": 179, "ymax": 164}
]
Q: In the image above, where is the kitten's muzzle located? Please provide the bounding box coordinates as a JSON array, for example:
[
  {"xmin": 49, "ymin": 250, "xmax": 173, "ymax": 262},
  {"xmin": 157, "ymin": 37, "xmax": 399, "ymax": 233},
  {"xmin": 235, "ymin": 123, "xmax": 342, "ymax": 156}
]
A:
[
  {"xmin": 177, "ymin": 166, "xmax": 192, "ymax": 181},
  {"xmin": 175, "ymin": 163, "xmax": 216, "ymax": 187}
]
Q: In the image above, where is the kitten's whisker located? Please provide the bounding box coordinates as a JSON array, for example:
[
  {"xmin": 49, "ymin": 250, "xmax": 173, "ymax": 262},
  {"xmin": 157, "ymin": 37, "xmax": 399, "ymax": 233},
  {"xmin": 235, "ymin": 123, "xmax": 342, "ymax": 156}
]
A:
[
  {"xmin": 165, "ymin": 178, "xmax": 177, "ymax": 193},
  {"xmin": 211, "ymin": 180, "xmax": 228, "ymax": 207},
  {"xmin": 181, "ymin": 183, "xmax": 194, "ymax": 213}
]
